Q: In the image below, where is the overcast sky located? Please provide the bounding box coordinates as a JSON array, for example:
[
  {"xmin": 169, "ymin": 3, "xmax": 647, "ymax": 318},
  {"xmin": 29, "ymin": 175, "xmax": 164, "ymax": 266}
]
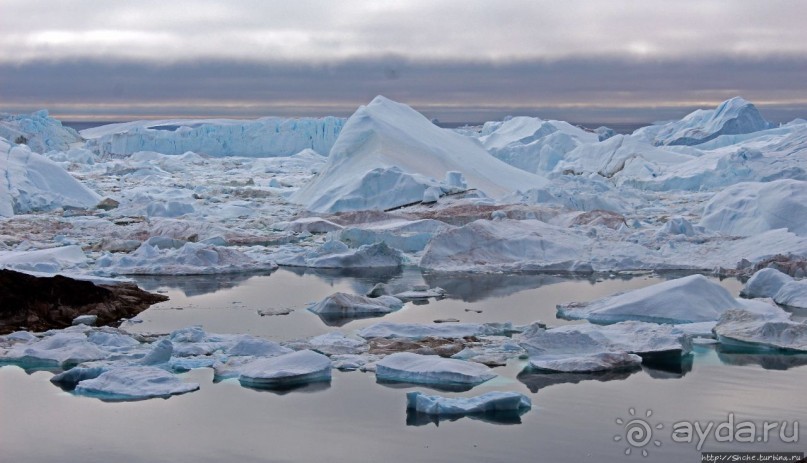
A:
[{"xmin": 1, "ymin": 0, "xmax": 806, "ymax": 122}]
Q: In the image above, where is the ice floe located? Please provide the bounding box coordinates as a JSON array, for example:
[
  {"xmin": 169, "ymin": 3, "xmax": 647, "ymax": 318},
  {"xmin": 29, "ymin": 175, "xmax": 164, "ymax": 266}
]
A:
[
  {"xmin": 376, "ymin": 352, "xmax": 496, "ymax": 388},
  {"xmin": 406, "ymin": 390, "xmax": 531, "ymax": 415},
  {"xmin": 238, "ymin": 350, "xmax": 332, "ymax": 389},
  {"xmin": 556, "ymin": 275, "xmax": 740, "ymax": 324}
]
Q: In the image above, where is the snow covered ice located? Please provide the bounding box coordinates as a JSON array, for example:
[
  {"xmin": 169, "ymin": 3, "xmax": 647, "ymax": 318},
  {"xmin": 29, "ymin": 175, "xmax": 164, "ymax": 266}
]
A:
[{"xmin": 375, "ymin": 352, "xmax": 497, "ymax": 388}]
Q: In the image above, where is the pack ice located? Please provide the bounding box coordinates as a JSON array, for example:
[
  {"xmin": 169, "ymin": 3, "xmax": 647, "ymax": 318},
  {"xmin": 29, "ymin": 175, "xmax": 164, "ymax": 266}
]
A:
[{"xmin": 0, "ymin": 110, "xmax": 82, "ymax": 153}]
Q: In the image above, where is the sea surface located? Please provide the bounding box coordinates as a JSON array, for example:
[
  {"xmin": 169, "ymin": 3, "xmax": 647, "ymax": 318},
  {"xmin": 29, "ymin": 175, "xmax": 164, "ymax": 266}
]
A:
[{"xmin": 1, "ymin": 268, "xmax": 804, "ymax": 463}]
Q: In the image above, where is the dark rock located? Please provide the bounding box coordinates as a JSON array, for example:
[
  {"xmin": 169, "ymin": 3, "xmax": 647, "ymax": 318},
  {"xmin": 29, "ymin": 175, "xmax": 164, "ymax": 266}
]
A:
[
  {"xmin": 0, "ymin": 269, "xmax": 168, "ymax": 334},
  {"xmin": 96, "ymin": 198, "xmax": 120, "ymax": 211}
]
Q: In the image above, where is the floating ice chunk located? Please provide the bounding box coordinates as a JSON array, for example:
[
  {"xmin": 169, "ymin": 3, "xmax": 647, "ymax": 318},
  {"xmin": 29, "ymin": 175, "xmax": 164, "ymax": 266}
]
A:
[
  {"xmin": 557, "ymin": 275, "xmax": 740, "ymax": 324},
  {"xmin": 72, "ymin": 315, "xmax": 98, "ymax": 326},
  {"xmin": 3, "ymin": 331, "xmax": 109, "ymax": 367},
  {"xmin": 140, "ymin": 339, "xmax": 173, "ymax": 365},
  {"xmin": 227, "ymin": 336, "xmax": 292, "ymax": 357},
  {"xmin": 774, "ymin": 281, "xmax": 807, "ymax": 309},
  {"xmin": 713, "ymin": 306, "xmax": 807, "ymax": 352},
  {"xmin": 393, "ymin": 287, "xmax": 446, "ymax": 300},
  {"xmin": 308, "ymin": 292, "xmax": 403, "ymax": 316},
  {"xmin": 338, "ymin": 219, "xmax": 452, "ymax": 253},
  {"xmin": 740, "ymin": 268, "xmax": 792, "ymax": 298},
  {"xmin": 700, "ymin": 180, "xmax": 807, "ymax": 237},
  {"xmin": 422, "ymin": 186, "xmax": 442, "ymax": 204},
  {"xmin": 358, "ymin": 322, "xmax": 514, "ymax": 340},
  {"xmin": 74, "ymin": 366, "xmax": 199, "ymax": 400},
  {"xmin": 528, "ymin": 352, "xmax": 642, "ymax": 373},
  {"xmin": 238, "ymin": 350, "xmax": 332, "ymax": 388},
  {"xmin": 376, "ymin": 352, "xmax": 496, "ymax": 387},
  {"xmin": 406, "ymin": 391, "xmax": 531, "ymax": 415},
  {"xmin": 287, "ymin": 332, "xmax": 369, "ymax": 356}
]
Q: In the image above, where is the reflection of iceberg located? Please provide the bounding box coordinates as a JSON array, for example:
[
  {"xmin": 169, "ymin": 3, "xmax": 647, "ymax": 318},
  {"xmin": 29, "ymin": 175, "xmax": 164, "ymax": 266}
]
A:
[
  {"xmin": 406, "ymin": 409, "xmax": 528, "ymax": 426},
  {"xmin": 641, "ymin": 354, "xmax": 694, "ymax": 378},
  {"xmin": 716, "ymin": 346, "xmax": 807, "ymax": 371},
  {"xmin": 422, "ymin": 272, "xmax": 571, "ymax": 302},
  {"xmin": 517, "ymin": 368, "xmax": 637, "ymax": 393},
  {"xmin": 279, "ymin": 266, "xmax": 404, "ymax": 295},
  {"xmin": 131, "ymin": 272, "xmax": 261, "ymax": 297}
]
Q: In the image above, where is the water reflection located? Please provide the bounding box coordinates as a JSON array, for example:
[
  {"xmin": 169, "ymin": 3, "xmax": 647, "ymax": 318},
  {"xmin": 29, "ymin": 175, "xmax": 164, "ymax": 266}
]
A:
[
  {"xmin": 133, "ymin": 272, "xmax": 264, "ymax": 297},
  {"xmin": 238, "ymin": 381, "xmax": 332, "ymax": 395},
  {"xmin": 423, "ymin": 272, "xmax": 573, "ymax": 302},
  {"xmin": 406, "ymin": 409, "xmax": 527, "ymax": 426},
  {"xmin": 312, "ymin": 312, "xmax": 389, "ymax": 327},
  {"xmin": 375, "ymin": 379, "xmax": 478, "ymax": 393},
  {"xmin": 716, "ymin": 347, "xmax": 807, "ymax": 370},
  {"xmin": 517, "ymin": 368, "xmax": 638, "ymax": 393}
]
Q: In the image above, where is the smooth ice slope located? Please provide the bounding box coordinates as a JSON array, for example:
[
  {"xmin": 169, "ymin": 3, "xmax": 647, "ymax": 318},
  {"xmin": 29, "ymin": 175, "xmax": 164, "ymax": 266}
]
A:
[
  {"xmin": 700, "ymin": 180, "xmax": 807, "ymax": 236},
  {"xmin": 0, "ymin": 137, "xmax": 101, "ymax": 216},
  {"xmin": 238, "ymin": 350, "xmax": 332, "ymax": 388},
  {"xmin": 81, "ymin": 116, "xmax": 344, "ymax": 157},
  {"xmin": 632, "ymin": 97, "xmax": 773, "ymax": 146},
  {"xmin": 74, "ymin": 366, "xmax": 200, "ymax": 400},
  {"xmin": 290, "ymin": 96, "xmax": 547, "ymax": 213},
  {"xmin": 376, "ymin": 352, "xmax": 497, "ymax": 387},
  {"xmin": 557, "ymin": 275, "xmax": 740, "ymax": 324}
]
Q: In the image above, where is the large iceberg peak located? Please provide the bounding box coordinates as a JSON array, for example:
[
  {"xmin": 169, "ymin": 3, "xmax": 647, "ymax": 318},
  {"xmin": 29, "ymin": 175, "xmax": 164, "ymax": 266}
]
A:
[{"xmin": 632, "ymin": 96, "xmax": 773, "ymax": 146}]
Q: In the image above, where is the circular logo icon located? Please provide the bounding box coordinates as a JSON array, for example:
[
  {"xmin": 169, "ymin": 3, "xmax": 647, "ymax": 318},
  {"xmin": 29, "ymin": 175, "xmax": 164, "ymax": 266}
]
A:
[{"xmin": 614, "ymin": 408, "xmax": 664, "ymax": 457}]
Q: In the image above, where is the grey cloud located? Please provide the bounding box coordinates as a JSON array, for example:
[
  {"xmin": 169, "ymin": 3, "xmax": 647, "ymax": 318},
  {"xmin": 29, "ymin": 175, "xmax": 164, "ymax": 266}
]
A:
[{"xmin": 1, "ymin": 57, "xmax": 806, "ymax": 123}]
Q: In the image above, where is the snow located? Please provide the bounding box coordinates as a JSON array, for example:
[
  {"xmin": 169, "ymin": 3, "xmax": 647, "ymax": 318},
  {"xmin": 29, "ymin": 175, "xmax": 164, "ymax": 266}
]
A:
[
  {"xmin": 0, "ymin": 137, "xmax": 101, "ymax": 217},
  {"xmin": 700, "ymin": 180, "xmax": 807, "ymax": 236},
  {"xmin": 556, "ymin": 275, "xmax": 740, "ymax": 324},
  {"xmin": 73, "ymin": 366, "xmax": 199, "ymax": 400},
  {"xmin": 528, "ymin": 352, "xmax": 642, "ymax": 373},
  {"xmin": 632, "ymin": 97, "xmax": 773, "ymax": 146},
  {"xmin": 238, "ymin": 350, "xmax": 332, "ymax": 388},
  {"xmin": 290, "ymin": 96, "xmax": 547, "ymax": 213},
  {"xmin": 376, "ymin": 352, "xmax": 497, "ymax": 387},
  {"xmin": 81, "ymin": 116, "xmax": 345, "ymax": 157},
  {"xmin": 406, "ymin": 391, "xmax": 531, "ymax": 415}
]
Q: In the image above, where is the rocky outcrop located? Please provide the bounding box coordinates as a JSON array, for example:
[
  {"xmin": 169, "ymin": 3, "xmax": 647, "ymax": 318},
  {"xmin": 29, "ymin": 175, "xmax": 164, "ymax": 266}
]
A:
[{"xmin": 0, "ymin": 269, "xmax": 167, "ymax": 334}]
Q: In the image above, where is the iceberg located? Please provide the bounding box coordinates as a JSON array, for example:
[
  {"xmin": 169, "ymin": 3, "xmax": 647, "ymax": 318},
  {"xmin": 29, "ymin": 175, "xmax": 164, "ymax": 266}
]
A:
[
  {"xmin": 741, "ymin": 268, "xmax": 795, "ymax": 299},
  {"xmin": 308, "ymin": 292, "xmax": 403, "ymax": 316},
  {"xmin": 273, "ymin": 241, "xmax": 403, "ymax": 269},
  {"xmin": 632, "ymin": 97, "xmax": 773, "ymax": 146},
  {"xmin": 713, "ymin": 306, "xmax": 807, "ymax": 352},
  {"xmin": 527, "ymin": 352, "xmax": 642, "ymax": 373},
  {"xmin": 375, "ymin": 352, "xmax": 496, "ymax": 387},
  {"xmin": 0, "ymin": 137, "xmax": 101, "ymax": 217},
  {"xmin": 96, "ymin": 241, "xmax": 277, "ymax": 275},
  {"xmin": 238, "ymin": 350, "xmax": 332, "ymax": 389},
  {"xmin": 700, "ymin": 180, "xmax": 807, "ymax": 237},
  {"xmin": 290, "ymin": 96, "xmax": 547, "ymax": 213},
  {"xmin": 73, "ymin": 366, "xmax": 199, "ymax": 400},
  {"xmin": 0, "ymin": 110, "xmax": 82, "ymax": 153},
  {"xmin": 81, "ymin": 116, "xmax": 345, "ymax": 157},
  {"xmin": 556, "ymin": 275, "xmax": 740, "ymax": 324},
  {"xmin": 406, "ymin": 391, "xmax": 531, "ymax": 415}
]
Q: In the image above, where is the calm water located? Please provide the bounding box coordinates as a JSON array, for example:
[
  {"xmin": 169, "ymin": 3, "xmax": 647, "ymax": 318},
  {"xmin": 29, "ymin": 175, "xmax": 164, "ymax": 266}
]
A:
[{"xmin": 2, "ymin": 268, "xmax": 805, "ymax": 463}]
